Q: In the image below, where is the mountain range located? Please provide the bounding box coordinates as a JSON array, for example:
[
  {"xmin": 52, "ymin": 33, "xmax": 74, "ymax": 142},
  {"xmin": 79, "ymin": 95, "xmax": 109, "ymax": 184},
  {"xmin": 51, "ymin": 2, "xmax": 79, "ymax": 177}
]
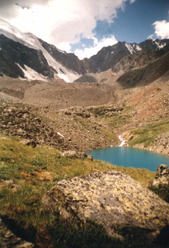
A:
[{"xmin": 1, "ymin": 18, "xmax": 169, "ymax": 86}]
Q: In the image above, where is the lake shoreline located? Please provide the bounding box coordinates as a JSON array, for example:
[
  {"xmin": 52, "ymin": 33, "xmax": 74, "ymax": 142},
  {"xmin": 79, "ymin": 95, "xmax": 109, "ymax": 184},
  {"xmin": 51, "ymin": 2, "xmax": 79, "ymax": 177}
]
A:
[
  {"xmin": 86, "ymin": 142, "xmax": 169, "ymax": 159},
  {"xmin": 87, "ymin": 146, "xmax": 169, "ymax": 172}
]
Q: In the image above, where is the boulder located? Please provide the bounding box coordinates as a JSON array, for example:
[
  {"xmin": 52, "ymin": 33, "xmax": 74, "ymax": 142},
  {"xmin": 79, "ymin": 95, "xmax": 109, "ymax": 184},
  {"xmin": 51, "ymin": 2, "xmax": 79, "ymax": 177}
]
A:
[
  {"xmin": 62, "ymin": 150, "xmax": 92, "ymax": 159},
  {"xmin": 152, "ymin": 164, "xmax": 169, "ymax": 186},
  {"xmin": 150, "ymin": 164, "xmax": 169, "ymax": 203},
  {"xmin": 42, "ymin": 170, "xmax": 169, "ymax": 248}
]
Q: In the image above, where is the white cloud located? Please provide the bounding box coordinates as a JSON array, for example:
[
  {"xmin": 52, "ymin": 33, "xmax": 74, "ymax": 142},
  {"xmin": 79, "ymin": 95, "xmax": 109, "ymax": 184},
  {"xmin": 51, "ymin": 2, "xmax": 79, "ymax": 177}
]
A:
[
  {"xmin": 153, "ymin": 20, "xmax": 169, "ymax": 39},
  {"xmin": 0, "ymin": 0, "xmax": 135, "ymax": 50},
  {"xmin": 147, "ymin": 34, "xmax": 155, "ymax": 40},
  {"xmin": 74, "ymin": 36, "xmax": 117, "ymax": 59},
  {"xmin": 58, "ymin": 42, "xmax": 72, "ymax": 52},
  {"xmin": 129, "ymin": 0, "xmax": 136, "ymax": 3}
]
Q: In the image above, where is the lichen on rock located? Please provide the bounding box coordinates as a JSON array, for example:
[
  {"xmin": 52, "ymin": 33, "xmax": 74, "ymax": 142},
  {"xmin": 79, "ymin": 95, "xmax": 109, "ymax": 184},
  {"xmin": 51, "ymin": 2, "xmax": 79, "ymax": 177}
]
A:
[
  {"xmin": 42, "ymin": 170, "xmax": 169, "ymax": 248},
  {"xmin": 150, "ymin": 164, "xmax": 169, "ymax": 203},
  {"xmin": 152, "ymin": 164, "xmax": 169, "ymax": 187}
]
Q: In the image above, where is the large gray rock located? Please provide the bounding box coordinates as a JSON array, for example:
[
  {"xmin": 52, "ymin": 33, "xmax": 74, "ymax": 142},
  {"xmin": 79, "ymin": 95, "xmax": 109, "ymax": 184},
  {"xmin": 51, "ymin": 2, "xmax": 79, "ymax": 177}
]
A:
[{"xmin": 43, "ymin": 170, "xmax": 169, "ymax": 248}]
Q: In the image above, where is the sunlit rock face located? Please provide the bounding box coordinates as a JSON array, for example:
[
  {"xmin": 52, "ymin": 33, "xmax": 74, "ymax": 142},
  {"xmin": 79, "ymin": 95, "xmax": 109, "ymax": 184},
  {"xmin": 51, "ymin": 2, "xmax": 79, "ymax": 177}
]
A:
[{"xmin": 43, "ymin": 170, "xmax": 169, "ymax": 248}]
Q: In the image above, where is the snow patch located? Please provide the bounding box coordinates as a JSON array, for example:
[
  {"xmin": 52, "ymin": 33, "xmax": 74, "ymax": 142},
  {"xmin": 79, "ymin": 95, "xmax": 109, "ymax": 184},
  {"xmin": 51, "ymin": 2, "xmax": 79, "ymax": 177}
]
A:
[
  {"xmin": 17, "ymin": 64, "xmax": 48, "ymax": 81},
  {"xmin": 135, "ymin": 44, "xmax": 142, "ymax": 51},
  {"xmin": 57, "ymin": 132, "xmax": 64, "ymax": 138},
  {"xmin": 125, "ymin": 43, "xmax": 135, "ymax": 54},
  {"xmin": 154, "ymin": 40, "xmax": 166, "ymax": 49},
  {"xmin": 118, "ymin": 135, "xmax": 126, "ymax": 147},
  {"xmin": 125, "ymin": 43, "xmax": 142, "ymax": 54},
  {"xmin": 57, "ymin": 72, "xmax": 77, "ymax": 83},
  {"xmin": 19, "ymin": 32, "xmax": 80, "ymax": 83},
  {"xmin": 0, "ymin": 19, "xmax": 36, "ymax": 49}
]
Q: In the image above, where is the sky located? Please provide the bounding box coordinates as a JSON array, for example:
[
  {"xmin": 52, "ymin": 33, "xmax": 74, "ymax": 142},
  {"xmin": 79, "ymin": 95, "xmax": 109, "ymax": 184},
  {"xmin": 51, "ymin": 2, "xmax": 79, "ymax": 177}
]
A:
[{"xmin": 0, "ymin": 0, "xmax": 169, "ymax": 59}]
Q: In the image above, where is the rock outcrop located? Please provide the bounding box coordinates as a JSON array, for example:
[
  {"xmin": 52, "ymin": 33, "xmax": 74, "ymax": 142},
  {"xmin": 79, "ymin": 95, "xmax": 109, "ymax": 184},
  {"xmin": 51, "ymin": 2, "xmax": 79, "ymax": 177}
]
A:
[
  {"xmin": 39, "ymin": 38, "xmax": 87, "ymax": 74},
  {"xmin": 0, "ymin": 102, "xmax": 69, "ymax": 150},
  {"xmin": 150, "ymin": 165, "xmax": 169, "ymax": 203},
  {"xmin": 62, "ymin": 150, "xmax": 93, "ymax": 160},
  {"xmin": 43, "ymin": 170, "xmax": 169, "ymax": 248},
  {"xmin": 152, "ymin": 164, "xmax": 169, "ymax": 187},
  {"xmin": 153, "ymin": 132, "xmax": 169, "ymax": 156},
  {"xmin": 0, "ymin": 217, "xmax": 34, "ymax": 248},
  {"xmin": 0, "ymin": 34, "xmax": 54, "ymax": 79},
  {"xmin": 117, "ymin": 50, "xmax": 169, "ymax": 87}
]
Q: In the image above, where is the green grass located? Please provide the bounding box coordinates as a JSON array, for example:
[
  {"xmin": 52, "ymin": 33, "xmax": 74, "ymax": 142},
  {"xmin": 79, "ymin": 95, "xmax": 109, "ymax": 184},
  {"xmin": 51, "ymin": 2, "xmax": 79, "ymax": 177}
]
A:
[
  {"xmin": 73, "ymin": 115, "xmax": 92, "ymax": 130},
  {"xmin": 0, "ymin": 134, "xmax": 156, "ymax": 247},
  {"xmin": 73, "ymin": 113, "xmax": 119, "ymax": 144},
  {"xmin": 107, "ymin": 112, "xmax": 131, "ymax": 129},
  {"xmin": 90, "ymin": 105, "xmax": 132, "ymax": 130},
  {"xmin": 129, "ymin": 119, "xmax": 169, "ymax": 147}
]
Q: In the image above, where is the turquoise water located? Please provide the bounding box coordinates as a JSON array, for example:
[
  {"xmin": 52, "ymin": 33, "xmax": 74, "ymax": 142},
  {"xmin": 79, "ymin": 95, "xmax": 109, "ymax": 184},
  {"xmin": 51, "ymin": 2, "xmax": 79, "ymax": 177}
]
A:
[{"xmin": 87, "ymin": 147, "xmax": 169, "ymax": 171}]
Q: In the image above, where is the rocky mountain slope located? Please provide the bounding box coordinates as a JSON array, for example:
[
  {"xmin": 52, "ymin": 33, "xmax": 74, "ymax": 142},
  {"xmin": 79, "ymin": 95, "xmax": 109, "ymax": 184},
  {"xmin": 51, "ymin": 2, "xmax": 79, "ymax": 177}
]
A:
[
  {"xmin": 84, "ymin": 39, "xmax": 169, "ymax": 73},
  {"xmin": 0, "ymin": 34, "xmax": 54, "ymax": 80},
  {"xmin": 117, "ymin": 50, "xmax": 169, "ymax": 87},
  {"xmin": 39, "ymin": 38, "xmax": 86, "ymax": 74},
  {"xmin": 1, "ymin": 18, "xmax": 169, "ymax": 86},
  {"xmin": 0, "ymin": 18, "xmax": 80, "ymax": 82},
  {"xmin": 0, "ymin": 70, "xmax": 168, "ymax": 154},
  {"xmin": 0, "ymin": 102, "xmax": 70, "ymax": 150}
]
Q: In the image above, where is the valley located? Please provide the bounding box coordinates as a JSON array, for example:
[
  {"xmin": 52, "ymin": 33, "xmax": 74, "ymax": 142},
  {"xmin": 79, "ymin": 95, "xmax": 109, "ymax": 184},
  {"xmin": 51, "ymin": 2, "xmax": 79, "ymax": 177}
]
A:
[
  {"xmin": 0, "ymin": 18, "xmax": 169, "ymax": 248},
  {"xmin": 0, "ymin": 72, "xmax": 168, "ymax": 155}
]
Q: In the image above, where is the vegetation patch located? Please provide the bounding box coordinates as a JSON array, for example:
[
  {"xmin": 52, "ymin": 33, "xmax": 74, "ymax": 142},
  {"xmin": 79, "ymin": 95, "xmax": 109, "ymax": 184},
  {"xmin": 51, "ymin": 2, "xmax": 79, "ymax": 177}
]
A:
[
  {"xmin": 128, "ymin": 119, "xmax": 169, "ymax": 147},
  {"xmin": 0, "ymin": 135, "xmax": 156, "ymax": 247},
  {"xmin": 90, "ymin": 105, "xmax": 132, "ymax": 129}
]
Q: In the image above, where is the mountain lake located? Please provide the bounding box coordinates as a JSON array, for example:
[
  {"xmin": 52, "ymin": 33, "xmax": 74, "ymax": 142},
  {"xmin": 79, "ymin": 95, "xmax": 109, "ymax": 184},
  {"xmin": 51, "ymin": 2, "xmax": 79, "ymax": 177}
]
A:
[{"xmin": 86, "ymin": 147, "xmax": 169, "ymax": 171}]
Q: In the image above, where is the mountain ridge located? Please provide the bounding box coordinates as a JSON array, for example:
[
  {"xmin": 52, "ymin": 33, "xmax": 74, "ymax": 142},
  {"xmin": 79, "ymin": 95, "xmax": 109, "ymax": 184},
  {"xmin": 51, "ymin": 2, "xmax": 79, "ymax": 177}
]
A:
[{"xmin": 1, "ymin": 18, "xmax": 169, "ymax": 85}]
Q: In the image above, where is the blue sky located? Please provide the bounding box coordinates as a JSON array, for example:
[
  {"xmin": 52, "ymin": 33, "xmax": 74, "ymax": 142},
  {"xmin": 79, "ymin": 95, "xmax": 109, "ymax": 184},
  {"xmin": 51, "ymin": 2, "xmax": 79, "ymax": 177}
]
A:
[
  {"xmin": 71, "ymin": 0, "xmax": 169, "ymax": 58},
  {"xmin": 94, "ymin": 0, "xmax": 169, "ymax": 43},
  {"xmin": 0, "ymin": 0, "xmax": 169, "ymax": 58}
]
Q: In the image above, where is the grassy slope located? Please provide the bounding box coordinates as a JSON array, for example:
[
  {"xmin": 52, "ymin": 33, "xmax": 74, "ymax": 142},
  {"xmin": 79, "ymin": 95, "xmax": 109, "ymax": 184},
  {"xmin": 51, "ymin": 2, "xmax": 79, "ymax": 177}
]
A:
[
  {"xmin": 128, "ymin": 118, "xmax": 169, "ymax": 147},
  {"xmin": 0, "ymin": 134, "xmax": 155, "ymax": 246}
]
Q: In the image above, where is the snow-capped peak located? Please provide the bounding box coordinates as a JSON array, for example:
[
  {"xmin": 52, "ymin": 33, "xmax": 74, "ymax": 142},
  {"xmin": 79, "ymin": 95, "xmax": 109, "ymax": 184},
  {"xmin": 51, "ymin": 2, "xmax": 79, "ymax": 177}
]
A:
[
  {"xmin": 154, "ymin": 40, "xmax": 166, "ymax": 50},
  {"xmin": 0, "ymin": 18, "xmax": 80, "ymax": 82},
  {"xmin": 0, "ymin": 18, "xmax": 36, "ymax": 49},
  {"xmin": 125, "ymin": 43, "xmax": 142, "ymax": 54},
  {"xmin": 135, "ymin": 44, "xmax": 142, "ymax": 51}
]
